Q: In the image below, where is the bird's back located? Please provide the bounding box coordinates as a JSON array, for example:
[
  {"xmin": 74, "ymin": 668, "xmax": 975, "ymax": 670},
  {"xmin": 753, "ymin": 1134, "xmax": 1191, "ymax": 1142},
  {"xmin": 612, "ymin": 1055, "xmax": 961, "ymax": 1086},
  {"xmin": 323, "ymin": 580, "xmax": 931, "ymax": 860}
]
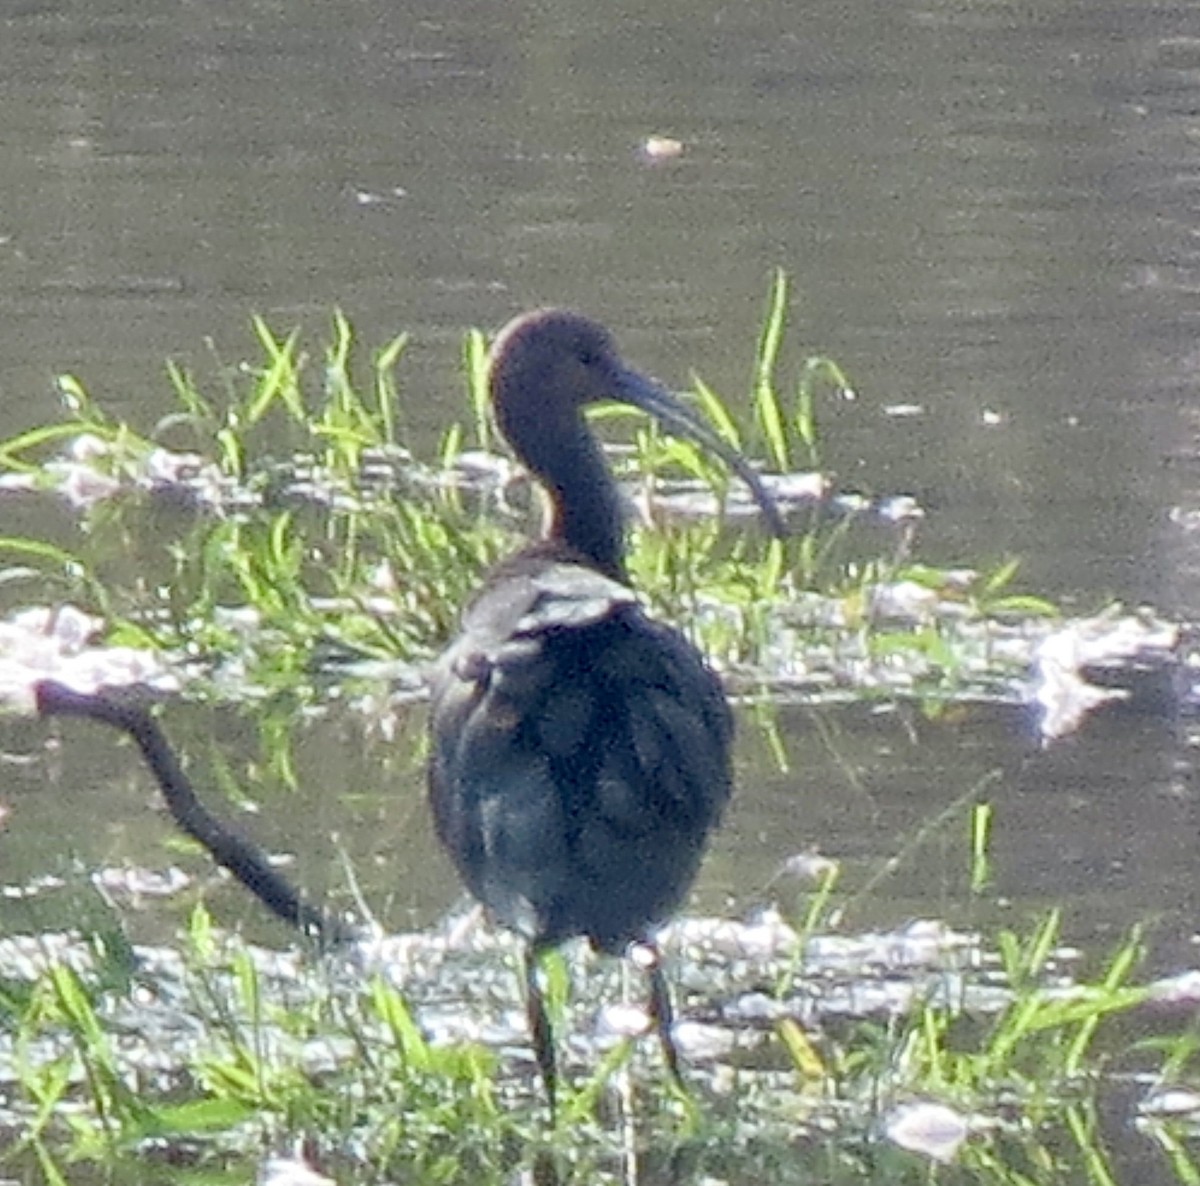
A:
[{"xmin": 428, "ymin": 545, "xmax": 733, "ymax": 953}]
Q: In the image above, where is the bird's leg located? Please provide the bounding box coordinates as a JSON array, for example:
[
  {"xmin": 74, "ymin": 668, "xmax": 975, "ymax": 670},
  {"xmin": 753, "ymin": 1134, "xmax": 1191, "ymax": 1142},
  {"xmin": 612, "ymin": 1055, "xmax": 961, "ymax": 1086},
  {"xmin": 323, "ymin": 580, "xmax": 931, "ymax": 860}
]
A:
[
  {"xmin": 634, "ymin": 940, "xmax": 686, "ymax": 1092},
  {"xmin": 524, "ymin": 945, "xmax": 558, "ymax": 1119}
]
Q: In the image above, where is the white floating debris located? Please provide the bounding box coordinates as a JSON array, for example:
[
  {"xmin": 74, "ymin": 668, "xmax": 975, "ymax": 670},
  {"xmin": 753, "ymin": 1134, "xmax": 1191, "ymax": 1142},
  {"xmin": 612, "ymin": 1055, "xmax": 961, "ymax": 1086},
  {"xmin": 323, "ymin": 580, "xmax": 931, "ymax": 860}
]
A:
[
  {"xmin": 0, "ymin": 873, "xmax": 66, "ymax": 900},
  {"xmin": 889, "ymin": 919, "xmax": 978, "ymax": 966},
  {"xmin": 0, "ymin": 603, "xmax": 176, "ymax": 714},
  {"xmin": 671, "ymin": 1021, "xmax": 736, "ymax": 1062},
  {"xmin": 38, "ymin": 604, "xmax": 96, "ymax": 649},
  {"xmin": 595, "ymin": 1002, "xmax": 652, "ymax": 1040},
  {"xmin": 638, "ymin": 135, "xmax": 684, "ymax": 163},
  {"xmin": 778, "ymin": 849, "xmax": 839, "ymax": 885},
  {"xmin": 868, "ymin": 580, "xmax": 940, "ymax": 622},
  {"xmin": 1140, "ymin": 1089, "xmax": 1200, "ymax": 1117},
  {"xmin": 142, "ymin": 448, "xmax": 231, "ymax": 507},
  {"xmin": 0, "ymin": 472, "xmax": 37, "ymax": 493},
  {"xmin": 884, "ymin": 1100, "xmax": 970, "ymax": 1163},
  {"xmin": 68, "ymin": 433, "xmax": 112, "ymax": 463},
  {"xmin": 876, "ymin": 494, "xmax": 925, "ymax": 523},
  {"xmin": 1032, "ymin": 610, "xmax": 1177, "ymax": 741},
  {"xmin": 664, "ymin": 911, "xmax": 799, "ymax": 962},
  {"xmin": 43, "ymin": 434, "xmax": 239, "ymax": 510},
  {"xmin": 1033, "ymin": 627, "xmax": 1125, "ymax": 741},
  {"xmin": 804, "ymin": 919, "xmax": 979, "ymax": 975},
  {"xmin": 92, "ymin": 865, "xmax": 192, "ymax": 900},
  {"xmin": 57, "ymin": 463, "xmax": 122, "ymax": 508},
  {"xmin": 883, "ymin": 403, "xmax": 924, "ymax": 418},
  {"xmin": 258, "ymin": 1153, "xmax": 336, "ymax": 1186},
  {"xmin": 451, "ymin": 449, "xmax": 513, "ymax": 482},
  {"xmin": 832, "ymin": 492, "xmax": 871, "ymax": 515},
  {"xmin": 1146, "ymin": 969, "xmax": 1200, "ymax": 1005},
  {"xmin": 730, "ymin": 991, "xmax": 787, "ymax": 1022},
  {"xmin": 352, "ymin": 185, "xmax": 407, "ymax": 205},
  {"xmin": 764, "ymin": 471, "xmax": 828, "ymax": 504}
]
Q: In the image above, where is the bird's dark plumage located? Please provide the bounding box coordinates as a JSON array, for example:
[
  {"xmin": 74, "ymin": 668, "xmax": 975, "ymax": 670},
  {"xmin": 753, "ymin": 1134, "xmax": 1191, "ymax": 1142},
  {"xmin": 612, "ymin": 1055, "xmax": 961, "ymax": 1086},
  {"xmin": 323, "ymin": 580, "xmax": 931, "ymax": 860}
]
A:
[
  {"xmin": 429, "ymin": 553, "xmax": 732, "ymax": 954},
  {"xmin": 427, "ymin": 309, "xmax": 783, "ymax": 1109}
]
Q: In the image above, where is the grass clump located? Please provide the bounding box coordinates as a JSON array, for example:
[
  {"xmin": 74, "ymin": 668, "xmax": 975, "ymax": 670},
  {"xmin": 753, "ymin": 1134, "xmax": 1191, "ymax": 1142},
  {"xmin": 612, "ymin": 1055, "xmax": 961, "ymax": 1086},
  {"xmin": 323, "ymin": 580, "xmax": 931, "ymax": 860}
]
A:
[
  {"xmin": 0, "ymin": 867, "xmax": 1191, "ymax": 1184},
  {"xmin": 0, "ymin": 278, "xmax": 1059, "ymax": 708}
]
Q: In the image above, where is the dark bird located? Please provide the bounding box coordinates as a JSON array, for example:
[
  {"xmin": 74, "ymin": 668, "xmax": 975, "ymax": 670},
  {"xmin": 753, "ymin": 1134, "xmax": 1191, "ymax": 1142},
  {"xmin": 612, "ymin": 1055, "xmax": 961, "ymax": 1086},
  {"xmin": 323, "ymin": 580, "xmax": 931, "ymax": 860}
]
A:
[{"xmin": 427, "ymin": 309, "xmax": 784, "ymax": 1110}]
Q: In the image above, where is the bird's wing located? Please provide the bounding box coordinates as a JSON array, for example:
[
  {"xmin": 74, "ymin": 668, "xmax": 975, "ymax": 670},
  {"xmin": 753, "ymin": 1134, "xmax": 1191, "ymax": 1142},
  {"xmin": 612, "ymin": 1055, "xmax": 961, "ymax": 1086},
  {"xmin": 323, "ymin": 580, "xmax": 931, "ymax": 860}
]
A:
[{"xmin": 428, "ymin": 561, "xmax": 732, "ymax": 947}]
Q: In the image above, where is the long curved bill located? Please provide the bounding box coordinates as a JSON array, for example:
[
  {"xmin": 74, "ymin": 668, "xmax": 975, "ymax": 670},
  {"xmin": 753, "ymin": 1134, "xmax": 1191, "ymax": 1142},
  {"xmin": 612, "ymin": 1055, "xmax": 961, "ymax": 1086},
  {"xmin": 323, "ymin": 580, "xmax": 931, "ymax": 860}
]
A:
[{"xmin": 608, "ymin": 365, "xmax": 787, "ymax": 539}]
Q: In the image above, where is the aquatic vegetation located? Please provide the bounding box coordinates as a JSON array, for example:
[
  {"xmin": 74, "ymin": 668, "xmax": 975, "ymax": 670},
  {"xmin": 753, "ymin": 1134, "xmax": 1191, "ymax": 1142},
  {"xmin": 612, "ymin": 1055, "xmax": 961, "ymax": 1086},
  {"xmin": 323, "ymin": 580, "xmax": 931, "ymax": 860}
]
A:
[
  {"xmin": 0, "ymin": 278, "xmax": 1077, "ymax": 716},
  {"xmin": 1, "ymin": 287, "xmax": 1194, "ymax": 1183},
  {"xmin": 0, "ymin": 871, "xmax": 1191, "ymax": 1183}
]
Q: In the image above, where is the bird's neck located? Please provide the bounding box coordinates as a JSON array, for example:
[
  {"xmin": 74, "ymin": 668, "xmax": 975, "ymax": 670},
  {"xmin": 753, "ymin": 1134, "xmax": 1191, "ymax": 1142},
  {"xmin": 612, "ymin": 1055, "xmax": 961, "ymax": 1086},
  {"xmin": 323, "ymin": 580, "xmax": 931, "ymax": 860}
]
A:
[{"xmin": 528, "ymin": 418, "xmax": 627, "ymax": 583}]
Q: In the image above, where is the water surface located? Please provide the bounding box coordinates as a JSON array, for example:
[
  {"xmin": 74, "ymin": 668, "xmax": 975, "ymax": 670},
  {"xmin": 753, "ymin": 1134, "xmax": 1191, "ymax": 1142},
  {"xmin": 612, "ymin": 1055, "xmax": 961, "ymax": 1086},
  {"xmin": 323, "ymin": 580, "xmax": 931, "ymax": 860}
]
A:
[{"xmin": 2, "ymin": 1, "xmax": 1200, "ymax": 1177}]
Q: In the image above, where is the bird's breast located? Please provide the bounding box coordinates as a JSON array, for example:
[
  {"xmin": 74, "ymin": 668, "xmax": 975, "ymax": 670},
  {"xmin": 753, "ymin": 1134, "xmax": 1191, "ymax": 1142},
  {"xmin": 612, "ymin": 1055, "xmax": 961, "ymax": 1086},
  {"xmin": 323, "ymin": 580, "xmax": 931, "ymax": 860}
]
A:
[{"xmin": 427, "ymin": 558, "xmax": 735, "ymax": 947}]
